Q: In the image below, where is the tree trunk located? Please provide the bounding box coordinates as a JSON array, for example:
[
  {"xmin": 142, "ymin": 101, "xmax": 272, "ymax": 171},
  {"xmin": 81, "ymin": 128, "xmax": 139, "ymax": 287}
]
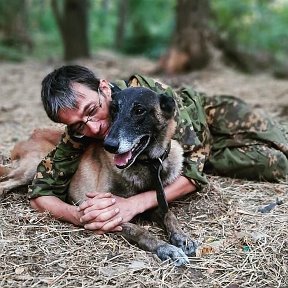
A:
[
  {"xmin": 115, "ymin": 0, "xmax": 128, "ymax": 50},
  {"xmin": 159, "ymin": 0, "xmax": 211, "ymax": 74},
  {"xmin": 51, "ymin": 0, "xmax": 90, "ymax": 61}
]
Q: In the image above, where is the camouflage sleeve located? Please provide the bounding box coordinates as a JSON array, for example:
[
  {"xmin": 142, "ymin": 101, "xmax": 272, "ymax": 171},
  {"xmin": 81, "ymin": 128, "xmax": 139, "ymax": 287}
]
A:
[
  {"xmin": 129, "ymin": 75, "xmax": 210, "ymax": 190},
  {"xmin": 173, "ymin": 87, "xmax": 211, "ymax": 190},
  {"xmin": 128, "ymin": 74, "xmax": 176, "ymax": 97},
  {"xmin": 28, "ymin": 127, "xmax": 88, "ymax": 202}
]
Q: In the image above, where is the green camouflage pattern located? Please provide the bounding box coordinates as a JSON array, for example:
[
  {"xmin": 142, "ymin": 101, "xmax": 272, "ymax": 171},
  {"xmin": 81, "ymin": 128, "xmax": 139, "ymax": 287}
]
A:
[
  {"xmin": 203, "ymin": 95, "xmax": 288, "ymax": 181},
  {"xmin": 28, "ymin": 75, "xmax": 288, "ymax": 200},
  {"xmin": 28, "ymin": 128, "xmax": 88, "ymax": 201}
]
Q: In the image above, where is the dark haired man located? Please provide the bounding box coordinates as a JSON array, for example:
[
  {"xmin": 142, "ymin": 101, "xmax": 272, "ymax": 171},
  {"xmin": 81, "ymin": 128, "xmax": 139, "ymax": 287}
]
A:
[{"xmin": 29, "ymin": 65, "xmax": 288, "ymax": 234}]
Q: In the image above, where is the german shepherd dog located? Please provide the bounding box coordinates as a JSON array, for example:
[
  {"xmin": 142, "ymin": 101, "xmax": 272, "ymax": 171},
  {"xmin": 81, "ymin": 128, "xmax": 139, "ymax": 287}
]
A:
[{"xmin": 0, "ymin": 87, "xmax": 196, "ymax": 266}]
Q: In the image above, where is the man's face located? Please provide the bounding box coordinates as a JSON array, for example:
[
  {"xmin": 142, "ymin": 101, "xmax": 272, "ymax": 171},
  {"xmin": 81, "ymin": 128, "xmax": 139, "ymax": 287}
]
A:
[{"xmin": 58, "ymin": 81, "xmax": 112, "ymax": 139}]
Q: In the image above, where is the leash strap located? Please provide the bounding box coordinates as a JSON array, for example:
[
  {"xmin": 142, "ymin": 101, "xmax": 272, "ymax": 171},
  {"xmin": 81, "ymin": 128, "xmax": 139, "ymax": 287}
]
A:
[
  {"xmin": 153, "ymin": 158, "xmax": 169, "ymax": 214},
  {"xmin": 136, "ymin": 143, "xmax": 171, "ymax": 214}
]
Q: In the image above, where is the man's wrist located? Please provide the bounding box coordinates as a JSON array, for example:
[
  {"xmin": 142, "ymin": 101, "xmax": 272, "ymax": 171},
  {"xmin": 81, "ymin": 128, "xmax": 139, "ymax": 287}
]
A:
[
  {"xmin": 130, "ymin": 191, "xmax": 157, "ymax": 214},
  {"xmin": 69, "ymin": 205, "xmax": 84, "ymax": 227}
]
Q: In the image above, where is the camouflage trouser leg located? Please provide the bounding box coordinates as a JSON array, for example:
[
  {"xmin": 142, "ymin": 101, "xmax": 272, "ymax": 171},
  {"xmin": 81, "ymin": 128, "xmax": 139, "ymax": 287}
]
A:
[
  {"xmin": 204, "ymin": 94, "xmax": 288, "ymax": 182},
  {"xmin": 206, "ymin": 145, "xmax": 288, "ymax": 182}
]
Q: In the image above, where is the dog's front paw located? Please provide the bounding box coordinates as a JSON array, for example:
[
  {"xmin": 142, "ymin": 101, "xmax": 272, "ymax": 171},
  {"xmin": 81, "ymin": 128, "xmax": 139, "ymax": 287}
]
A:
[
  {"xmin": 156, "ymin": 244, "xmax": 189, "ymax": 267},
  {"xmin": 170, "ymin": 232, "xmax": 197, "ymax": 256}
]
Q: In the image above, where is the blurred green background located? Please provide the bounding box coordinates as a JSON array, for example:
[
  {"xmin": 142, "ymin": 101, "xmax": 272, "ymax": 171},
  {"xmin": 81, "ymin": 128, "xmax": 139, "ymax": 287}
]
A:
[{"xmin": 0, "ymin": 0, "xmax": 287, "ymax": 73}]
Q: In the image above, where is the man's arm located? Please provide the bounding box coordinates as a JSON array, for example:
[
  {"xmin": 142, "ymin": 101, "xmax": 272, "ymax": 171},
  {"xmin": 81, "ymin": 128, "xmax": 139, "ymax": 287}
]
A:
[
  {"xmin": 30, "ymin": 196, "xmax": 82, "ymax": 226},
  {"xmin": 30, "ymin": 193, "xmax": 123, "ymax": 231},
  {"xmin": 133, "ymin": 176, "xmax": 196, "ymax": 214}
]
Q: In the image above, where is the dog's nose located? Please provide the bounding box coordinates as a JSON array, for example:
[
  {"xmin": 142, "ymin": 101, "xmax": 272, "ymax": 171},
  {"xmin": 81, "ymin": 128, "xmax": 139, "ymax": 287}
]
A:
[{"xmin": 104, "ymin": 138, "xmax": 119, "ymax": 154}]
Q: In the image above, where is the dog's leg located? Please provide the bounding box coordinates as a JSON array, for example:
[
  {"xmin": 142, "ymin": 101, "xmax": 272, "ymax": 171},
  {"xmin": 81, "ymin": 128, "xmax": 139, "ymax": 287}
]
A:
[
  {"xmin": 164, "ymin": 210, "xmax": 197, "ymax": 256},
  {"xmin": 121, "ymin": 222, "xmax": 189, "ymax": 266},
  {"xmin": 150, "ymin": 209, "xmax": 197, "ymax": 256}
]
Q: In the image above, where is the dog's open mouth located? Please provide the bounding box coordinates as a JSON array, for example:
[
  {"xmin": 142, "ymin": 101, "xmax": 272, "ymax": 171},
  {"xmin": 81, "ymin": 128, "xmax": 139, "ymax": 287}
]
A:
[{"xmin": 114, "ymin": 135, "xmax": 150, "ymax": 169}]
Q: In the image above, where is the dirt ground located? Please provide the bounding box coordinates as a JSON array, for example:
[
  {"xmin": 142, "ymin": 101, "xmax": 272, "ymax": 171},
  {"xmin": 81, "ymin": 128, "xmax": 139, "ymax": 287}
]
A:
[{"xmin": 0, "ymin": 51, "xmax": 287, "ymax": 288}]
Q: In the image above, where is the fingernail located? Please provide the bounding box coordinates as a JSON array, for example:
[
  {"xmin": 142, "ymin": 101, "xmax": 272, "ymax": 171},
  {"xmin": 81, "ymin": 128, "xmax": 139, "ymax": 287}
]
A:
[
  {"xmin": 115, "ymin": 208, "xmax": 119, "ymax": 213},
  {"xmin": 118, "ymin": 217, "xmax": 123, "ymax": 221},
  {"xmin": 117, "ymin": 227, "xmax": 122, "ymax": 231},
  {"xmin": 112, "ymin": 198, "xmax": 116, "ymax": 203}
]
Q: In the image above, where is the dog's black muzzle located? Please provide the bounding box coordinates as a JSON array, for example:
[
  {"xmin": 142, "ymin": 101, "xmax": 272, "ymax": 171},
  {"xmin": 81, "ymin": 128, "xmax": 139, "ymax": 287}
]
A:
[{"xmin": 103, "ymin": 138, "xmax": 119, "ymax": 154}]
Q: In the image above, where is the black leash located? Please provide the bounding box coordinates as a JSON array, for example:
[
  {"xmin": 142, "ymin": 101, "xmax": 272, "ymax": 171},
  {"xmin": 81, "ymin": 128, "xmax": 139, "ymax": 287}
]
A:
[
  {"xmin": 137, "ymin": 143, "xmax": 171, "ymax": 213},
  {"xmin": 152, "ymin": 158, "xmax": 169, "ymax": 214}
]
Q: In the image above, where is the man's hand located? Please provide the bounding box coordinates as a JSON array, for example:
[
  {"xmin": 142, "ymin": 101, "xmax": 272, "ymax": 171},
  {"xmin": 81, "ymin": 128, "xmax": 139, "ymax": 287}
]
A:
[{"xmin": 78, "ymin": 192, "xmax": 140, "ymax": 235}]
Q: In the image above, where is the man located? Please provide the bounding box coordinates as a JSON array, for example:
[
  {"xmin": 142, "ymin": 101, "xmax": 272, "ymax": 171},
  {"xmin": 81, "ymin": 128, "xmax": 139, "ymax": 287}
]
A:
[{"xmin": 29, "ymin": 65, "xmax": 288, "ymax": 234}]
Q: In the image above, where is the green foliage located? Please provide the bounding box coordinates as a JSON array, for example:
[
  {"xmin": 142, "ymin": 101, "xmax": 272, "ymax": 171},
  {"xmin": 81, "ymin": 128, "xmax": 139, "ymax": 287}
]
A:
[
  {"xmin": 0, "ymin": 45, "xmax": 24, "ymax": 62},
  {"xmin": 122, "ymin": 0, "xmax": 175, "ymax": 58},
  {"xmin": 89, "ymin": 0, "xmax": 118, "ymax": 48},
  {"xmin": 88, "ymin": 0, "xmax": 175, "ymax": 58},
  {"xmin": 211, "ymin": 0, "xmax": 288, "ymax": 61},
  {"xmin": 0, "ymin": 0, "xmax": 22, "ymax": 27},
  {"xmin": 29, "ymin": 0, "xmax": 62, "ymax": 59}
]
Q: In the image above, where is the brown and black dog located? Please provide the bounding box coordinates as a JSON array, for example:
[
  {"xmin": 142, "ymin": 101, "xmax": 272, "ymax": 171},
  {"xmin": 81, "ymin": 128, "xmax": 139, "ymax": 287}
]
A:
[{"xmin": 0, "ymin": 87, "xmax": 196, "ymax": 266}]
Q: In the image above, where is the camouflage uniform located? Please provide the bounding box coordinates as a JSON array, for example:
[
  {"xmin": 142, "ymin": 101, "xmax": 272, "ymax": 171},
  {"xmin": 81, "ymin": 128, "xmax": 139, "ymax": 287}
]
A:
[{"xmin": 28, "ymin": 75, "xmax": 288, "ymax": 201}]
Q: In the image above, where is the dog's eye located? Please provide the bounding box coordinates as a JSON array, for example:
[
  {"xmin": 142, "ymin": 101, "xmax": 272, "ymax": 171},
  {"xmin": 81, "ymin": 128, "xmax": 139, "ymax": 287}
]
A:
[{"xmin": 134, "ymin": 105, "xmax": 146, "ymax": 116}]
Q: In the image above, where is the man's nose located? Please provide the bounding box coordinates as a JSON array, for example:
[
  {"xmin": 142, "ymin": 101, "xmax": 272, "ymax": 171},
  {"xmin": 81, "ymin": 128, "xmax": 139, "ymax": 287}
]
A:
[{"xmin": 86, "ymin": 120, "xmax": 101, "ymax": 135}]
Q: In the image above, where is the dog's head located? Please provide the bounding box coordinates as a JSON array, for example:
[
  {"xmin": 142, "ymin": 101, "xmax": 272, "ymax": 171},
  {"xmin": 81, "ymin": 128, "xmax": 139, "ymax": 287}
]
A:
[{"xmin": 104, "ymin": 87, "xmax": 177, "ymax": 169}]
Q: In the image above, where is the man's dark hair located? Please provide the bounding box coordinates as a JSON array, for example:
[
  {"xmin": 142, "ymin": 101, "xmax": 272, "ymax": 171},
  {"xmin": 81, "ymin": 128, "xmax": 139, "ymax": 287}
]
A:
[{"xmin": 41, "ymin": 65, "xmax": 100, "ymax": 122}]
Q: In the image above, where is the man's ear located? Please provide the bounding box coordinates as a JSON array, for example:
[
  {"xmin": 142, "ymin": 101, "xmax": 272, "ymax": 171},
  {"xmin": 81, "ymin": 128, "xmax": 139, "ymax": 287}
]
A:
[
  {"xmin": 99, "ymin": 79, "xmax": 112, "ymax": 99},
  {"xmin": 159, "ymin": 93, "xmax": 176, "ymax": 119}
]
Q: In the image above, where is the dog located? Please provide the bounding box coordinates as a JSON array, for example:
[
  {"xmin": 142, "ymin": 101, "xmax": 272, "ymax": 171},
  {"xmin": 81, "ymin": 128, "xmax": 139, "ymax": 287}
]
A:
[{"xmin": 0, "ymin": 87, "xmax": 196, "ymax": 266}]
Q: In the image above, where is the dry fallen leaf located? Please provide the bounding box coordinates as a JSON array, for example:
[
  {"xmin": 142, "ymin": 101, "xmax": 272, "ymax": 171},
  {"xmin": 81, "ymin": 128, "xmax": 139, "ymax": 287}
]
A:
[{"xmin": 196, "ymin": 239, "xmax": 226, "ymax": 257}]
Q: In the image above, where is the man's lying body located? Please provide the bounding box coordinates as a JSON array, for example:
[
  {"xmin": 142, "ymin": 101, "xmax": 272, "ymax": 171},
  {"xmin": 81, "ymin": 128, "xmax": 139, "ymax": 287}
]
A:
[{"xmin": 28, "ymin": 65, "xmax": 288, "ymax": 234}]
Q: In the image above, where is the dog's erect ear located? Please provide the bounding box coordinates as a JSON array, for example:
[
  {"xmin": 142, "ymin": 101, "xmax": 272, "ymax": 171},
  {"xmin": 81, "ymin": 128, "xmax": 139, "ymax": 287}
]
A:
[{"xmin": 159, "ymin": 93, "xmax": 176, "ymax": 119}]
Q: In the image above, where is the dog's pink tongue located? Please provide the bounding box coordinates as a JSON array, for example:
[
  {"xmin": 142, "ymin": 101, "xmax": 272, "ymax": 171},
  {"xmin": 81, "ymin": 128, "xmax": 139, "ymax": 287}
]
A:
[{"xmin": 114, "ymin": 151, "xmax": 132, "ymax": 167}]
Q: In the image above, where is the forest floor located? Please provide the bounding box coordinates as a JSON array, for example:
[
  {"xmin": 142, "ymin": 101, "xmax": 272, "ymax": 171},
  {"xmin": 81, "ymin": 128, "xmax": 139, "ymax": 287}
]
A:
[{"xmin": 0, "ymin": 51, "xmax": 287, "ymax": 288}]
